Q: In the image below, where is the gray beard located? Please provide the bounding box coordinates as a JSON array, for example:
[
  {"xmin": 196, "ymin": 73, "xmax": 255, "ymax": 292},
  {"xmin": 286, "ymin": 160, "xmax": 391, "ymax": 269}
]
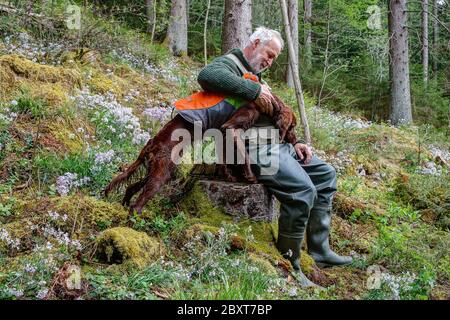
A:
[{"xmin": 250, "ymin": 62, "xmax": 268, "ymax": 74}]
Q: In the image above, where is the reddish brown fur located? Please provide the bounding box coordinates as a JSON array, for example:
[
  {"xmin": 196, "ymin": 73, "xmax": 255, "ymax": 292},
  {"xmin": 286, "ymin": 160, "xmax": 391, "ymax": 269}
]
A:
[
  {"xmin": 221, "ymin": 93, "xmax": 298, "ymax": 183},
  {"xmin": 104, "ymin": 94, "xmax": 297, "ymax": 214},
  {"xmin": 104, "ymin": 115, "xmax": 194, "ymax": 214}
]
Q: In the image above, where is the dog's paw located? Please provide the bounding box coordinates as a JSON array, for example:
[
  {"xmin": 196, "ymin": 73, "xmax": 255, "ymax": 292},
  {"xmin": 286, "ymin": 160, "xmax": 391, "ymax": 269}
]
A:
[
  {"xmin": 225, "ymin": 174, "xmax": 238, "ymax": 183},
  {"xmin": 245, "ymin": 174, "xmax": 258, "ymax": 184}
]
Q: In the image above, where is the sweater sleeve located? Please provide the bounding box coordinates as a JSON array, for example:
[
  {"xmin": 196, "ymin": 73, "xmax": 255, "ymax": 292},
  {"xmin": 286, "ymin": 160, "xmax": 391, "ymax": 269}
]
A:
[{"xmin": 197, "ymin": 58, "xmax": 262, "ymax": 101}]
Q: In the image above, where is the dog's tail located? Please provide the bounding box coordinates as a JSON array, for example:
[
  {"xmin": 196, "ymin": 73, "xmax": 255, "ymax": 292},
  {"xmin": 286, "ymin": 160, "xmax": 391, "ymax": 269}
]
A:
[{"xmin": 103, "ymin": 139, "xmax": 154, "ymax": 197}]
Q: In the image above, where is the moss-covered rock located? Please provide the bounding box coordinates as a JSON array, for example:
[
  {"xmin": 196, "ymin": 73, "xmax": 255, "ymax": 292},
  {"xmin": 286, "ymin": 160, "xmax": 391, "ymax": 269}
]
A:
[
  {"xmin": 96, "ymin": 227, "xmax": 165, "ymax": 267},
  {"xmin": 247, "ymin": 252, "xmax": 278, "ymax": 276},
  {"xmin": 0, "ymin": 194, "xmax": 130, "ymax": 254},
  {"xmin": 178, "ymin": 183, "xmax": 324, "ymax": 274},
  {"xmin": 179, "ymin": 183, "xmax": 226, "ymax": 218},
  {"xmin": 51, "ymin": 195, "xmax": 129, "ymax": 230}
]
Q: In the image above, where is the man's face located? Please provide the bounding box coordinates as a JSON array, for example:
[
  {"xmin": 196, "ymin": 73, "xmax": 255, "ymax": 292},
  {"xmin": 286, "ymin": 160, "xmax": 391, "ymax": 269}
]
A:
[{"xmin": 247, "ymin": 38, "xmax": 281, "ymax": 73}]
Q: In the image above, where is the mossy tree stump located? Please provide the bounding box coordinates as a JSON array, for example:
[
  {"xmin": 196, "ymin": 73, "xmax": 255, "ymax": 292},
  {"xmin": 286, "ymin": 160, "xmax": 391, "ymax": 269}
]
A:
[{"xmin": 179, "ymin": 164, "xmax": 279, "ymax": 222}]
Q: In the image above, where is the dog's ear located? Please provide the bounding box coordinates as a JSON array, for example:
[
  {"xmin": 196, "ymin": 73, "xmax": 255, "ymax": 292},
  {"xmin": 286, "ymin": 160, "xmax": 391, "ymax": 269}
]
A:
[{"xmin": 277, "ymin": 112, "xmax": 290, "ymax": 142}]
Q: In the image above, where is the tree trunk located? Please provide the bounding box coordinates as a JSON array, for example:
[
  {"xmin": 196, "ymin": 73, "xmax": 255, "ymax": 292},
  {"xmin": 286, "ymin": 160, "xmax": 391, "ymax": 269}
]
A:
[
  {"xmin": 221, "ymin": 0, "xmax": 252, "ymax": 54},
  {"xmin": 204, "ymin": 0, "xmax": 211, "ymax": 65},
  {"xmin": 280, "ymin": 0, "xmax": 311, "ymax": 143},
  {"xmin": 145, "ymin": 0, "xmax": 155, "ymax": 40},
  {"xmin": 165, "ymin": 0, "xmax": 188, "ymax": 56},
  {"xmin": 286, "ymin": 0, "xmax": 299, "ymax": 88},
  {"xmin": 432, "ymin": 0, "xmax": 439, "ymax": 79},
  {"xmin": 422, "ymin": 0, "xmax": 429, "ymax": 86},
  {"xmin": 304, "ymin": 0, "xmax": 312, "ymax": 71},
  {"xmin": 317, "ymin": 0, "xmax": 331, "ymax": 108},
  {"xmin": 388, "ymin": 0, "xmax": 412, "ymax": 125}
]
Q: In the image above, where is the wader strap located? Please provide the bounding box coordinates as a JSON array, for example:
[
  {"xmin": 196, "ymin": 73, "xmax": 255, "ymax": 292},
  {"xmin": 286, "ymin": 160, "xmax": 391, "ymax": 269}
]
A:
[{"xmin": 225, "ymin": 53, "xmax": 251, "ymax": 76}]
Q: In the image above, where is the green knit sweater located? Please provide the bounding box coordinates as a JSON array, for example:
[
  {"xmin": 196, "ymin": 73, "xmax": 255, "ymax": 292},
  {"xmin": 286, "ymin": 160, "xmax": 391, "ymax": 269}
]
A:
[{"xmin": 197, "ymin": 48, "xmax": 262, "ymax": 102}]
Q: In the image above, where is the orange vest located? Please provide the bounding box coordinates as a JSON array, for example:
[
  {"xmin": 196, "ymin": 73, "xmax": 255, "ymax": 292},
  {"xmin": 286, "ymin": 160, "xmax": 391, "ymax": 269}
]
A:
[{"xmin": 174, "ymin": 73, "xmax": 259, "ymax": 111}]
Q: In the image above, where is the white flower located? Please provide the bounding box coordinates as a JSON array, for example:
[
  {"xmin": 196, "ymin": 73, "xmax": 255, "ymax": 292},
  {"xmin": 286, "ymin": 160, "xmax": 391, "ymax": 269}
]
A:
[
  {"xmin": 94, "ymin": 150, "xmax": 115, "ymax": 165},
  {"xmin": 288, "ymin": 287, "xmax": 298, "ymax": 297},
  {"xmin": 10, "ymin": 100, "xmax": 18, "ymax": 106},
  {"xmin": 132, "ymin": 130, "xmax": 150, "ymax": 145},
  {"xmin": 143, "ymin": 107, "xmax": 171, "ymax": 122},
  {"xmin": 231, "ymin": 259, "xmax": 241, "ymax": 268},
  {"xmin": 286, "ymin": 249, "xmax": 293, "ymax": 257},
  {"xmin": 8, "ymin": 288, "xmax": 24, "ymax": 298},
  {"xmin": 48, "ymin": 211, "xmax": 60, "ymax": 220},
  {"xmin": 56, "ymin": 172, "xmax": 77, "ymax": 196},
  {"xmin": 36, "ymin": 288, "xmax": 48, "ymax": 299},
  {"xmin": 24, "ymin": 264, "xmax": 36, "ymax": 274},
  {"xmin": 0, "ymin": 228, "xmax": 20, "ymax": 250}
]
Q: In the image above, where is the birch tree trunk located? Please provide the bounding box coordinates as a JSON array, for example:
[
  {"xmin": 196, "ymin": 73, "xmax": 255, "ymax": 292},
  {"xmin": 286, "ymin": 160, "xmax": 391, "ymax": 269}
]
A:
[
  {"xmin": 422, "ymin": 0, "xmax": 429, "ymax": 86},
  {"xmin": 304, "ymin": 0, "xmax": 312, "ymax": 71},
  {"xmin": 145, "ymin": 0, "xmax": 156, "ymax": 42},
  {"xmin": 280, "ymin": 0, "xmax": 311, "ymax": 143},
  {"xmin": 165, "ymin": 0, "xmax": 188, "ymax": 56},
  {"xmin": 221, "ymin": 0, "xmax": 252, "ymax": 53},
  {"xmin": 388, "ymin": 0, "xmax": 413, "ymax": 125},
  {"xmin": 286, "ymin": 0, "xmax": 299, "ymax": 88},
  {"xmin": 204, "ymin": 0, "xmax": 211, "ymax": 65}
]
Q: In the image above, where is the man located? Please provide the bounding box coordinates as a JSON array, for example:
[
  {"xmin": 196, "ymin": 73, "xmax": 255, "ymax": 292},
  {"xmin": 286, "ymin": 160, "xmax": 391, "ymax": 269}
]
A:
[{"xmin": 196, "ymin": 27, "xmax": 352, "ymax": 287}]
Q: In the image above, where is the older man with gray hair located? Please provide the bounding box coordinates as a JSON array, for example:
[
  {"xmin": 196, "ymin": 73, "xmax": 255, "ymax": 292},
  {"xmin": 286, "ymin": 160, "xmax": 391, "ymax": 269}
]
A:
[{"xmin": 196, "ymin": 27, "xmax": 352, "ymax": 287}]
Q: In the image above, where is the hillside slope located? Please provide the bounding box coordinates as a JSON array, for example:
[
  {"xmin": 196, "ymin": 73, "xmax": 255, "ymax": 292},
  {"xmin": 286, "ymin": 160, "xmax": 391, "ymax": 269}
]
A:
[{"xmin": 0, "ymin": 26, "xmax": 449, "ymax": 300}]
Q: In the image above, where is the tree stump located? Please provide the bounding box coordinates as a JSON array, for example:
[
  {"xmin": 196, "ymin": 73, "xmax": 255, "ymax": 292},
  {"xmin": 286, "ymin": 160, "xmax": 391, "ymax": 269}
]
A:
[{"xmin": 177, "ymin": 164, "xmax": 279, "ymax": 222}]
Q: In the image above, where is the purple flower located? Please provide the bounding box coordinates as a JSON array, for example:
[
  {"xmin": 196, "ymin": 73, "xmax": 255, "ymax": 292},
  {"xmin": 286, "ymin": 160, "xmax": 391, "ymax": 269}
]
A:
[{"xmin": 143, "ymin": 107, "xmax": 171, "ymax": 122}]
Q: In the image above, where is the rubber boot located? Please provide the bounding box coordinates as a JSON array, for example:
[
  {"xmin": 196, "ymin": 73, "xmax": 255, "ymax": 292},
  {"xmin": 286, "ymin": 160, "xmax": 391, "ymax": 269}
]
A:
[
  {"xmin": 276, "ymin": 235, "xmax": 320, "ymax": 288},
  {"xmin": 307, "ymin": 207, "xmax": 353, "ymax": 268}
]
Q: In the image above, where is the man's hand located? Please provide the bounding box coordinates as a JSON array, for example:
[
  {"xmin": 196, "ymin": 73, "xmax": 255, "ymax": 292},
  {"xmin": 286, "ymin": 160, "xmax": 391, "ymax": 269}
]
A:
[
  {"xmin": 294, "ymin": 143, "xmax": 313, "ymax": 164},
  {"xmin": 254, "ymin": 84, "xmax": 274, "ymax": 116}
]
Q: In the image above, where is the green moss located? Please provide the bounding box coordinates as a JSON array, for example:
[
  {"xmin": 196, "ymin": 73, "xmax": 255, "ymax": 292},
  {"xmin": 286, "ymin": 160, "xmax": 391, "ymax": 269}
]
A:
[
  {"xmin": 8, "ymin": 194, "xmax": 129, "ymax": 233},
  {"xmin": 0, "ymin": 62, "xmax": 15, "ymax": 99},
  {"xmin": 51, "ymin": 195, "xmax": 129, "ymax": 230},
  {"xmin": 0, "ymin": 194, "xmax": 132, "ymax": 255},
  {"xmin": 0, "ymin": 54, "xmax": 82, "ymax": 103},
  {"xmin": 47, "ymin": 120, "xmax": 84, "ymax": 153},
  {"xmin": 87, "ymin": 70, "xmax": 125, "ymax": 96},
  {"xmin": 34, "ymin": 83, "xmax": 69, "ymax": 107},
  {"xmin": 96, "ymin": 227, "xmax": 165, "ymax": 267},
  {"xmin": 177, "ymin": 182, "xmax": 322, "ymax": 275},
  {"xmin": 248, "ymin": 253, "xmax": 278, "ymax": 276},
  {"xmin": 0, "ymin": 54, "xmax": 82, "ymax": 88},
  {"xmin": 179, "ymin": 183, "xmax": 227, "ymax": 218}
]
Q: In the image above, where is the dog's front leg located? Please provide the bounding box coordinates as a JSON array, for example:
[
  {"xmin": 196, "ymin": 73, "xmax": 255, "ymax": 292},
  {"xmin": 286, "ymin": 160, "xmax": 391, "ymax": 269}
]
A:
[{"xmin": 231, "ymin": 128, "xmax": 257, "ymax": 184}]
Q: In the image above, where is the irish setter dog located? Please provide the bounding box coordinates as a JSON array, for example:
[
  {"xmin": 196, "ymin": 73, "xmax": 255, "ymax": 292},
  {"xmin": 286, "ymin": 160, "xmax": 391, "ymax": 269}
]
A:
[{"xmin": 104, "ymin": 94, "xmax": 298, "ymax": 214}]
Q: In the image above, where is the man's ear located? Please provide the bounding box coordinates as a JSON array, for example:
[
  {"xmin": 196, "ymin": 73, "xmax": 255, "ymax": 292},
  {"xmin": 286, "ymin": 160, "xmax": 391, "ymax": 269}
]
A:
[{"xmin": 253, "ymin": 39, "xmax": 260, "ymax": 49}]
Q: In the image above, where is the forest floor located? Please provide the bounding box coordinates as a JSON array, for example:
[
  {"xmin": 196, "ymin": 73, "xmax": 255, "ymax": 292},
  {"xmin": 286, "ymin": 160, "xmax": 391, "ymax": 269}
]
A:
[{"xmin": 0, "ymin": 16, "xmax": 449, "ymax": 300}]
